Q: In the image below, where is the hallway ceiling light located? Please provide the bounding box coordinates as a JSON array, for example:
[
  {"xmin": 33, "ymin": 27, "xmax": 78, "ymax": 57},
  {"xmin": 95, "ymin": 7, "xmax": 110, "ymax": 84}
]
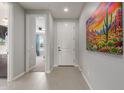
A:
[
  {"xmin": 65, "ymin": 23, "xmax": 68, "ymax": 26},
  {"xmin": 64, "ymin": 8, "xmax": 69, "ymax": 12}
]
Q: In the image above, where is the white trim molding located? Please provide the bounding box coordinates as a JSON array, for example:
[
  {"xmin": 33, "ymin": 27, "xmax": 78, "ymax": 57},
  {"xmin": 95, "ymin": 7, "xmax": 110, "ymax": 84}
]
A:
[
  {"xmin": 12, "ymin": 72, "xmax": 25, "ymax": 81},
  {"xmin": 29, "ymin": 65, "xmax": 36, "ymax": 71},
  {"xmin": 74, "ymin": 64, "xmax": 79, "ymax": 67},
  {"xmin": 7, "ymin": 3, "xmax": 14, "ymax": 82},
  {"xmin": 82, "ymin": 71, "xmax": 93, "ymax": 90},
  {"xmin": 78, "ymin": 66, "xmax": 93, "ymax": 90},
  {"xmin": 46, "ymin": 66, "xmax": 54, "ymax": 74},
  {"xmin": 53, "ymin": 64, "xmax": 58, "ymax": 67},
  {"xmin": 26, "ymin": 65, "xmax": 36, "ymax": 73}
]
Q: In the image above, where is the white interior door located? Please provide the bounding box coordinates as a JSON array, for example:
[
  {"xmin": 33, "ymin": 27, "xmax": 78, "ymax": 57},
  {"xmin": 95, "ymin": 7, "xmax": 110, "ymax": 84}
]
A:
[
  {"xmin": 26, "ymin": 14, "xmax": 36, "ymax": 72},
  {"xmin": 57, "ymin": 22, "xmax": 75, "ymax": 65}
]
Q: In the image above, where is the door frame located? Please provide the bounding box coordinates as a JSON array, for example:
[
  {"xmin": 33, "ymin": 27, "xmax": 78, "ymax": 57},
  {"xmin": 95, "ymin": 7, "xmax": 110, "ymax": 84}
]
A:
[
  {"xmin": 7, "ymin": 3, "xmax": 14, "ymax": 81},
  {"xmin": 25, "ymin": 13, "xmax": 48, "ymax": 73},
  {"xmin": 55, "ymin": 20, "xmax": 77, "ymax": 66}
]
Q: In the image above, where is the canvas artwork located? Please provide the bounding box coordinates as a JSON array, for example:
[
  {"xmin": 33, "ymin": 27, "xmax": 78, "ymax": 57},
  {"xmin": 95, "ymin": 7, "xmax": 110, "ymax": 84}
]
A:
[{"xmin": 86, "ymin": 2, "xmax": 123, "ymax": 55}]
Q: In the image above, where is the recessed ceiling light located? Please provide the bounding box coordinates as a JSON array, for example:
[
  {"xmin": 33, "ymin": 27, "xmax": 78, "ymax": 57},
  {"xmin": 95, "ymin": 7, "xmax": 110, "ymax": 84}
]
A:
[
  {"xmin": 65, "ymin": 23, "xmax": 68, "ymax": 26},
  {"xmin": 64, "ymin": 8, "xmax": 69, "ymax": 12}
]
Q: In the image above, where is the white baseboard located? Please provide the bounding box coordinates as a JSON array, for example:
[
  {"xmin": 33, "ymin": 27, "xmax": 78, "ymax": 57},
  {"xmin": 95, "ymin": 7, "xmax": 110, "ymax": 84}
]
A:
[
  {"xmin": 78, "ymin": 66, "xmax": 93, "ymax": 90},
  {"xmin": 26, "ymin": 65, "xmax": 36, "ymax": 73},
  {"xmin": 12, "ymin": 72, "xmax": 25, "ymax": 81},
  {"xmin": 82, "ymin": 71, "xmax": 93, "ymax": 90},
  {"xmin": 53, "ymin": 64, "xmax": 58, "ymax": 67},
  {"xmin": 29, "ymin": 65, "xmax": 36, "ymax": 71},
  {"xmin": 74, "ymin": 64, "xmax": 79, "ymax": 67},
  {"xmin": 78, "ymin": 66, "xmax": 82, "ymax": 72},
  {"xmin": 46, "ymin": 66, "xmax": 54, "ymax": 73}
]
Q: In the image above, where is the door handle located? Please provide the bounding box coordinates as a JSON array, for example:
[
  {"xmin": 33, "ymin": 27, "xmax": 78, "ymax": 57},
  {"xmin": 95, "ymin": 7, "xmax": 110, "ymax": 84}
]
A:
[
  {"xmin": 58, "ymin": 46, "xmax": 62, "ymax": 51},
  {"xmin": 58, "ymin": 49, "xmax": 62, "ymax": 51}
]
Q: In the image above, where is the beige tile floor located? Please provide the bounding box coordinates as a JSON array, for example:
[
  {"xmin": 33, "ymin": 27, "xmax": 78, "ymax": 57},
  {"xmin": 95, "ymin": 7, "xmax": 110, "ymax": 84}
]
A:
[
  {"xmin": 0, "ymin": 67, "xmax": 89, "ymax": 90},
  {"xmin": 30, "ymin": 56, "xmax": 45, "ymax": 72}
]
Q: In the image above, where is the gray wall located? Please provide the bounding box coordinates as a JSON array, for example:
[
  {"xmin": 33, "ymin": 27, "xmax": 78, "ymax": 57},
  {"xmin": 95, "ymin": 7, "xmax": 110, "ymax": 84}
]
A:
[
  {"xmin": 78, "ymin": 2, "xmax": 124, "ymax": 89},
  {"xmin": 10, "ymin": 3, "xmax": 25, "ymax": 78}
]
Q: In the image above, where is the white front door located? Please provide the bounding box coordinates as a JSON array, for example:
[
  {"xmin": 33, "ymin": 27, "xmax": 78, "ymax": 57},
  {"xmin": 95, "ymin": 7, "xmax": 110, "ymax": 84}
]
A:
[{"xmin": 57, "ymin": 22, "xmax": 75, "ymax": 65}]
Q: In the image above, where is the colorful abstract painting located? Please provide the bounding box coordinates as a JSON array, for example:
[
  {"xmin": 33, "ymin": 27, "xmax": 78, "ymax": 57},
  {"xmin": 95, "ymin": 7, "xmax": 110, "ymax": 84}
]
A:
[{"xmin": 86, "ymin": 2, "xmax": 123, "ymax": 55}]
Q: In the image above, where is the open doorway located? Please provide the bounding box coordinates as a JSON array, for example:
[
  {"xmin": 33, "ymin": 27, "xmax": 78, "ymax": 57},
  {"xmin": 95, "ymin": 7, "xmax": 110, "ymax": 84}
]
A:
[
  {"xmin": 0, "ymin": 3, "xmax": 9, "ymax": 78},
  {"xmin": 30, "ymin": 16, "xmax": 46, "ymax": 72}
]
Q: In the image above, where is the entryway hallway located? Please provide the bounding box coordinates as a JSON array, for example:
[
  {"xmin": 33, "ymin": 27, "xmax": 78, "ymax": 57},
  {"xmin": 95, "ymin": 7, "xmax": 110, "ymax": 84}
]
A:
[
  {"xmin": 0, "ymin": 2, "xmax": 123, "ymax": 90},
  {"xmin": 0, "ymin": 67, "xmax": 89, "ymax": 90}
]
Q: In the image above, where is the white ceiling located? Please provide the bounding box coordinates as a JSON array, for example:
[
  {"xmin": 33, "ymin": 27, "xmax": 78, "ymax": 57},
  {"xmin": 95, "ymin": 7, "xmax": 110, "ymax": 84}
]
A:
[{"xmin": 19, "ymin": 2, "xmax": 84, "ymax": 19}]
